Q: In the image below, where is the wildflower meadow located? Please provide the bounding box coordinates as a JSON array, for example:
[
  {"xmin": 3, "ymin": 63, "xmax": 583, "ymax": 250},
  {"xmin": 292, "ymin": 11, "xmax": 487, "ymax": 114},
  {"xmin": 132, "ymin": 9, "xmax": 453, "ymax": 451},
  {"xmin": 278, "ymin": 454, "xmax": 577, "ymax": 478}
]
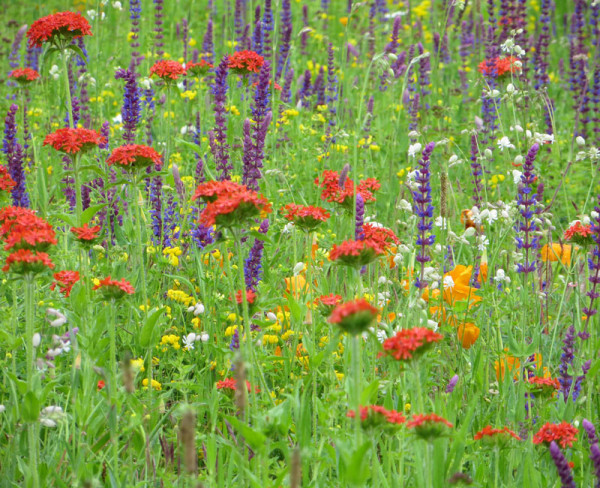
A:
[{"xmin": 2, "ymin": 0, "xmax": 600, "ymax": 486}]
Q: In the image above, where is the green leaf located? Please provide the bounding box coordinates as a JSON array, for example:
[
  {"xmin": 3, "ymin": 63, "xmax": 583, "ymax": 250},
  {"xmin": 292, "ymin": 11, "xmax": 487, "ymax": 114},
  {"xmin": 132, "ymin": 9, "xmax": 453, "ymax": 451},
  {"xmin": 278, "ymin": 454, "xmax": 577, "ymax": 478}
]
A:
[
  {"xmin": 81, "ymin": 203, "xmax": 108, "ymax": 225},
  {"xmin": 22, "ymin": 391, "xmax": 40, "ymax": 422},
  {"xmin": 360, "ymin": 379, "xmax": 380, "ymax": 405},
  {"xmin": 140, "ymin": 307, "xmax": 165, "ymax": 348},
  {"xmin": 67, "ymin": 44, "xmax": 87, "ymax": 63},
  {"xmin": 42, "ymin": 47, "xmax": 59, "ymax": 67},
  {"xmin": 224, "ymin": 415, "xmax": 267, "ymax": 452},
  {"xmin": 53, "ymin": 213, "xmax": 76, "ymax": 228}
]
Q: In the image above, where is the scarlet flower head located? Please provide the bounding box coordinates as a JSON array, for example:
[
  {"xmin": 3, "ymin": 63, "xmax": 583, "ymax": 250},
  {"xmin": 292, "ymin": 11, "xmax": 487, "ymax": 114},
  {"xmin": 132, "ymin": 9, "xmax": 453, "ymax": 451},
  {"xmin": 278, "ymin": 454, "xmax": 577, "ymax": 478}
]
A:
[
  {"xmin": 0, "ymin": 166, "xmax": 16, "ymax": 193},
  {"xmin": 315, "ymin": 293, "xmax": 343, "ymax": 317},
  {"xmin": 379, "ymin": 327, "xmax": 443, "ymax": 361},
  {"xmin": 478, "ymin": 56, "xmax": 521, "ymax": 77},
  {"xmin": 71, "ymin": 223, "xmax": 101, "ymax": 243},
  {"xmin": 474, "ymin": 426, "xmax": 520, "ymax": 446},
  {"xmin": 216, "ymin": 378, "xmax": 259, "ymax": 393},
  {"xmin": 328, "ymin": 299, "xmax": 379, "ymax": 335},
  {"xmin": 1, "ymin": 212, "xmax": 57, "ymax": 252},
  {"xmin": 362, "ymin": 224, "xmax": 400, "ymax": 249},
  {"xmin": 107, "ymin": 144, "xmax": 163, "ymax": 170},
  {"xmin": 43, "ymin": 128, "xmax": 106, "ymax": 155},
  {"xmin": 150, "ymin": 60, "xmax": 187, "ymax": 81},
  {"xmin": 533, "ymin": 422, "xmax": 579, "ymax": 449},
  {"xmin": 564, "ymin": 220, "xmax": 594, "ymax": 245},
  {"xmin": 281, "ymin": 203, "xmax": 330, "ymax": 232},
  {"xmin": 93, "ymin": 276, "xmax": 135, "ymax": 299},
  {"xmin": 347, "ymin": 405, "xmax": 406, "ymax": 429},
  {"xmin": 50, "ymin": 270, "xmax": 80, "ymax": 297},
  {"xmin": 407, "ymin": 413, "xmax": 453, "ymax": 440},
  {"xmin": 186, "ymin": 60, "xmax": 213, "ymax": 77},
  {"xmin": 315, "ymin": 170, "xmax": 380, "ymax": 211},
  {"xmin": 27, "ymin": 11, "xmax": 92, "ymax": 48},
  {"xmin": 235, "ymin": 289, "xmax": 256, "ymax": 305},
  {"xmin": 9, "ymin": 68, "xmax": 41, "ymax": 85},
  {"xmin": 228, "ymin": 50, "xmax": 264, "ymax": 75},
  {"xmin": 192, "ymin": 181, "xmax": 271, "ymax": 228},
  {"xmin": 525, "ymin": 376, "xmax": 560, "ymax": 397},
  {"xmin": 97, "ymin": 380, "xmax": 106, "ymax": 390},
  {"xmin": 3, "ymin": 249, "xmax": 54, "ymax": 274},
  {"xmin": 329, "ymin": 238, "xmax": 385, "ymax": 268}
]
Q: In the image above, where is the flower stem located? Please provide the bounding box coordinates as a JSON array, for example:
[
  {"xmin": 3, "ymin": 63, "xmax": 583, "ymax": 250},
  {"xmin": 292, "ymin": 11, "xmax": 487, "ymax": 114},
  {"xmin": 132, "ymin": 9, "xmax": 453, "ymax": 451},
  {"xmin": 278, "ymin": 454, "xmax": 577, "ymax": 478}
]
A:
[
  {"xmin": 108, "ymin": 298, "xmax": 119, "ymax": 480},
  {"xmin": 61, "ymin": 50, "xmax": 74, "ymax": 129},
  {"xmin": 351, "ymin": 334, "xmax": 362, "ymax": 445},
  {"xmin": 25, "ymin": 274, "xmax": 39, "ymax": 488}
]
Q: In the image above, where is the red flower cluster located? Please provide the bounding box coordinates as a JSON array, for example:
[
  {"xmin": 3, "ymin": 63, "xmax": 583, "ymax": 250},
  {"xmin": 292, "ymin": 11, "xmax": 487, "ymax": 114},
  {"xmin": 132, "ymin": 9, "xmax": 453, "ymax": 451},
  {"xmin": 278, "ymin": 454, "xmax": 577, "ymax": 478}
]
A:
[
  {"xmin": 478, "ymin": 56, "xmax": 521, "ymax": 77},
  {"xmin": 281, "ymin": 203, "xmax": 330, "ymax": 231},
  {"xmin": 533, "ymin": 422, "xmax": 579, "ymax": 449},
  {"xmin": 2, "ymin": 249, "xmax": 54, "ymax": 274},
  {"xmin": 71, "ymin": 223, "xmax": 101, "ymax": 242},
  {"xmin": 0, "ymin": 207, "xmax": 57, "ymax": 252},
  {"xmin": 51, "ymin": 270, "xmax": 80, "ymax": 297},
  {"xmin": 564, "ymin": 221, "xmax": 593, "ymax": 245},
  {"xmin": 186, "ymin": 60, "xmax": 213, "ymax": 76},
  {"xmin": 191, "ymin": 181, "xmax": 272, "ymax": 228},
  {"xmin": 407, "ymin": 413, "xmax": 453, "ymax": 439},
  {"xmin": 362, "ymin": 224, "xmax": 400, "ymax": 247},
  {"xmin": 9, "ymin": 68, "xmax": 40, "ymax": 84},
  {"xmin": 107, "ymin": 144, "xmax": 163, "ymax": 169},
  {"xmin": 328, "ymin": 299, "xmax": 379, "ymax": 335},
  {"xmin": 315, "ymin": 293, "xmax": 342, "ymax": 316},
  {"xmin": 474, "ymin": 426, "xmax": 520, "ymax": 441},
  {"xmin": 150, "ymin": 60, "xmax": 187, "ymax": 80},
  {"xmin": 315, "ymin": 170, "xmax": 380, "ymax": 210},
  {"xmin": 526, "ymin": 376, "xmax": 560, "ymax": 391},
  {"xmin": 43, "ymin": 128, "xmax": 106, "ymax": 155},
  {"xmin": 0, "ymin": 166, "xmax": 16, "ymax": 192},
  {"xmin": 93, "ymin": 276, "xmax": 135, "ymax": 299},
  {"xmin": 347, "ymin": 405, "xmax": 406, "ymax": 427},
  {"xmin": 27, "ymin": 11, "xmax": 92, "ymax": 48},
  {"xmin": 228, "ymin": 50, "xmax": 264, "ymax": 75},
  {"xmin": 329, "ymin": 239, "xmax": 385, "ymax": 267},
  {"xmin": 235, "ymin": 289, "xmax": 256, "ymax": 305},
  {"xmin": 216, "ymin": 378, "xmax": 259, "ymax": 393},
  {"xmin": 379, "ymin": 327, "xmax": 444, "ymax": 361}
]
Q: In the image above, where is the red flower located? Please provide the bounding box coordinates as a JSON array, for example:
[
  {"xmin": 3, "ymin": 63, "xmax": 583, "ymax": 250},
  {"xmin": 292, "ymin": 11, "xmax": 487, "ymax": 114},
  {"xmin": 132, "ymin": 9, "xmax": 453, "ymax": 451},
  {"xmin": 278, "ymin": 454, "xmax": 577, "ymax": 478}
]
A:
[
  {"xmin": 362, "ymin": 224, "xmax": 400, "ymax": 247},
  {"xmin": 27, "ymin": 11, "xmax": 92, "ymax": 48},
  {"xmin": 93, "ymin": 276, "xmax": 135, "ymax": 299},
  {"xmin": 97, "ymin": 380, "xmax": 106, "ymax": 390},
  {"xmin": 281, "ymin": 203, "xmax": 330, "ymax": 231},
  {"xmin": 0, "ymin": 166, "xmax": 16, "ymax": 192},
  {"xmin": 315, "ymin": 293, "xmax": 343, "ymax": 317},
  {"xmin": 328, "ymin": 299, "xmax": 379, "ymax": 335},
  {"xmin": 347, "ymin": 405, "xmax": 406, "ymax": 428},
  {"xmin": 3, "ymin": 249, "xmax": 54, "ymax": 274},
  {"xmin": 216, "ymin": 378, "xmax": 259, "ymax": 393},
  {"xmin": 235, "ymin": 289, "xmax": 256, "ymax": 305},
  {"xmin": 150, "ymin": 60, "xmax": 186, "ymax": 80},
  {"xmin": 71, "ymin": 223, "xmax": 101, "ymax": 242},
  {"xmin": 252, "ymin": 79, "xmax": 282, "ymax": 91},
  {"xmin": 564, "ymin": 221, "xmax": 593, "ymax": 245},
  {"xmin": 50, "ymin": 270, "xmax": 80, "ymax": 297},
  {"xmin": 379, "ymin": 327, "xmax": 444, "ymax": 361},
  {"xmin": 478, "ymin": 56, "xmax": 521, "ymax": 77},
  {"xmin": 533, "ymin": 422, "xmax": 579, "ymax": 448},
  {"xmin": 526, "ymin": 376, "xmax": 560, "ymax": 392},
  {"xmin": 329, "ymin": 239, "xmax": 385, "ymax": 267},
  {"xmin": 106, "ymin": 144, "xmax": 163, "ymax": 169},
  {"xmin": 192, "ymin": 181, "xmax": 272, "ymax": 228},
  {"xmin": 186, "ymin": 60, "xmax": 213, "ymax": 76},
  {"xmin": 43, "ymin": 128, "xmax": 106, "ymax": 154},
  {"xmin": 315, "ymin": 170, "xmax": 380, "ymax": 210},
  {"xmin": 407, "ymin": 413, "xmax": 453, "ymax": 439},
  {"xmin": 474, "ymin": 426, "xmax": 521, "ymax": 441},
  {"xmin": 9, "ymin": 68, "xmax": 40, "ymax": 84},
  {"xmin": 228, "ymin": 50, "xmax": 264, "ymax": 75},
  {"xmin": 1, "ymin": 212, "xmax": 57, "ymax": 251}
]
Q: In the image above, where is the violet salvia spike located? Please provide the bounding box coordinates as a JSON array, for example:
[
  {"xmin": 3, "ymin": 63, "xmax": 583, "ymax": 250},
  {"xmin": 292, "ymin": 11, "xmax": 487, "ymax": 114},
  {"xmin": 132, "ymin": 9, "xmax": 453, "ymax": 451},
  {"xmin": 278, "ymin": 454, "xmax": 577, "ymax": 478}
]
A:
[
  {"xmin": 445, "ymin": 375, "xmax": 459, "ymax": 394},
  {"xmin": 129, "ymin": 0, "xmax": 142, "ymax": 69},
  {"xmin": 115, "ymin": 68, "xmax": 141, "ymax": 144},
  {"xmin": 211, "ymin": 56, "xmax": 232, "ymax": 181},
  {"xmin": 355, "ymin": 194, "xmax": 364, "ymax": 240},
  {"xmin": 548, "ymin": 442, "xmax": 576, "ymax": 488},
  {"xmin": 202, "ymin": 17, "xmax": 214, "ymax": 64},
  {"xmin": 244, "ymin": 219, "xmax": 269, "ymax": 290},
  {"xmin": 153, "ymin": 0, "xmax": 165, "ymax": 58},
  {"xmin": 583, "ymin": 194, "xmax": 600, "ymax": 336}
]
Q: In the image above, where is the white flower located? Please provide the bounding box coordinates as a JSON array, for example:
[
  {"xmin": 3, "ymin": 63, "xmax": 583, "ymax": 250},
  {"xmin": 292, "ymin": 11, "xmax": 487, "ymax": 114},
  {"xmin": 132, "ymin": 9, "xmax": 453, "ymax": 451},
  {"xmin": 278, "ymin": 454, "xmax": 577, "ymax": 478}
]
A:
[
  {"xmin": 506, "ymin": 83, "xmax": 516, "ymax": 94},
  {"xmin": 513, "ymin": 125, "xmax": 524, "ymax": 133},
  {"xmin": 378, "ymin": 276, "xmax": 390, "ymax": 285},
  {"xmin": 0, "ymin": 405, "xmax": 5, "ymax": 413},
  {"xmin": 40, "ymin": 418, "xmax": 57, "ymax": 428},
  {"xmin": 449, "ymin": 155, "xmax": 458, "ymax": 164},
  {"xmin": 293, "ymin": 262, "xmax": 306, "ymax": 276},
  {"xmin": 434, "ymin": 216, "xmax": 448, "ymax": 229},
  {"xmin": 408, "ymin": 143, "xmax": 422, "ymax": 158},
  {"xmin": 139, "ymin": 77, "xmax": 153, "ymax": 90},
  {"xmin": 484, "ymin": 148, "xmax": 493, "ymax": 159},
  {"xmin": 112, "ymin": 113, "xmax": 123, "ymax": 124},
  {"xmin": 112, "ymin": 1, "xmax": 123, "ymax": 9},
  {"xmin": 443, "ymin": 276, "xmax": 455, "ymax": 290},
  {"xmin": 49, "ymin": 65, "xmax": 60, "ymax": 80},
  {"xmin": 512, "ymin": 170, "xmax": 523, "ymax": 185},
  {"xmin": 282, "ymin": 222, "xmax": 295, "ymax": 234},
  {"xmin": 187, "ymin": 303, "xmax": 205, "ymax": 316},
  {"xmin": 487, "ymin": 209, "xmax": 498, "ymax": 224},
  {"xmin": 427, "ymin": 320, "xmax": 439, "ymax": 331},
  {"xmin": 477, "ymin": 235, "xmax": 489, "ymax": 251},
  {"xmin": 183, "ymin": 333, "xmax": 198, "ymax": 350},
  {"xmin": 463, "ymin": 227, "xmax": 476, "ymax": 238},
  {"xmin": 87, "ymin": 9, "xmax": 98, "ymax": 20},
  {"xmin": 46, "ymin": 308, "xmax": 67, "ymax": 327},
  {"xmin": 266, "ymin": 312, "xmax": 277, "ymax": 322},
  {"xmin": 32, "ymin": 333, "xmax": 41, "ymax": 348},
  {"xmin": 494, "ymin": 268, "xmax": 511, "ymax": 284},
  {"xmin": 576, "ymin": 136, "xmax": 586, "ymax": 146},
  {"xmin": 200, "ymin": 332, "xmax": 210, "ymax": 342},
  {"xmin": 497, "ymin": 136, "xmax": 514, "ymax": 152},
  {"xmin": 397, "ymin": 199, "xmax": 412, "ymax": 212},
  {"xmin": 514, "ymin": 155, "xmax": 524, "ymax": 165}
]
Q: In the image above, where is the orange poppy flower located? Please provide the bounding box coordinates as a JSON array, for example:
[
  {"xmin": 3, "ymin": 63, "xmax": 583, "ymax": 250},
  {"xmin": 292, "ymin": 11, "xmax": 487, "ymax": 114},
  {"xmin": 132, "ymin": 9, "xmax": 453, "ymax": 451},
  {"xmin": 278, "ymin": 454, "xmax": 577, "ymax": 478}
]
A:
[
  {"xmin": 285, "ymin": 274, "xmax": 308, "ymax": 298},
  {"xmin": 457, "ymin": 322, "xmax": 480, "ymax": 349},
  {"xmin": 540, "ymin": 243, "xmax": 572, "ymax": 265}
]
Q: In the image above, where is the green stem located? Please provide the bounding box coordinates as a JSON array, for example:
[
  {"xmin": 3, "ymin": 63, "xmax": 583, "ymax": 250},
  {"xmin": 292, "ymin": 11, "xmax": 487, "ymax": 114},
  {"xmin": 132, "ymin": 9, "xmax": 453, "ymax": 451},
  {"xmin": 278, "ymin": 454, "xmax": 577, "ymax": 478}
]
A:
[
  {"xmin": 73, "ymin": 153, "xmax": 83, "ymax": 226},
  {"xmin": 351, "ymin": 334, "xmax": 362, "ymax": 445},
  {"xmin": 61, "ymin": 51, "xmax": 74, "ymax": 129},
  {"xmin": 25, "ymin": 274, "xmax": 39, "ymax": 488},
  {"xmin": 306, "ymin": 232, "xmax": 317, "ymax": 443},
  {"xmin": 108, "ymin": 299, "xmax": 119, "ymax": 479}
]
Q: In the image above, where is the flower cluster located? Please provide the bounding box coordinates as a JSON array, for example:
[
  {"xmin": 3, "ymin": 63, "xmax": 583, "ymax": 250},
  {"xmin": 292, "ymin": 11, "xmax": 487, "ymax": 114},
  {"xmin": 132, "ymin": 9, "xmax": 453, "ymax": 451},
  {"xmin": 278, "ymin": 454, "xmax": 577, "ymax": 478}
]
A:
[
  {"xmin": 186, "ymin": 60, "xmax": 213, "ymax": 77},
  {"xmin": 478, "ymin": 56, "xmax": 521, "ymax": 77},
  {"xmin": 315, "ymin": 170, "xmax": 380, "ymax": 211},
  {"xmin": 280, "ymin": 203, "xmax": 330, "ymax": 232},
  {"xmin": 329, "ymin": 239, "xmax": 387, "ymax": 268},
  {"xmin": 533, "ymin": 422, "xmax": 579, "ymax": 449},
  {"xmin": 50, "ymin": 270, "xmax": 80, "ymax": 297},
  {"xmin": 71, "ymin": 223, "xmax": 101, "ymax": 243},
  {"xmin": 93, "ymin": 276, "xmax": 135, "ymax": 299},
  {"xmin": 0, "ymin": 166, "xmax": 16, "ymax": 193},
  {"xmin": 328, "ymin": 299, "xmax": 378, "ymax": 335},
  {"xmin": 407, "ymin": 413, "xmax": 453, "ymax": 439},
  {"xmin": 9, "ymin": 68, "xmax": 40, "ymax": 84},
  {"xmin": 315, "ymin": 293, "xmax": 342, "ymax": 316},
  {"xmin": 474, "ymin": 426, "xmax": 521, "ymax": 441},
  {"xmin": 228, "ymin": 50, "xmax": 264, "ymax": 75},
  {"xmin": 191, "ymin": 181, "xmax": 272, "ymax": 228},
  {"xmin": 379, "ymin": 327, "xmax": 443, "ymax": 361},
  {"xmin": 150, "ymin": 60, "xmax": 187, "ymax": 80},
  {"xmin": 107, "ymin": 144, "xmax": 163, "ymax": 169},
  {"xmin": 27, "ymin": 11, "xmax": 92, "ymax": 48},
  {"xmin": 347, "ymin": 405, "xmax": 406, "ymax": 427},
  {"xmin": 564, "ymin": 220, "xmax": 593, "ymax": 245},
  {"xmin": 43, "ymin": 128, "xmax": 106, "ymax": 155}
]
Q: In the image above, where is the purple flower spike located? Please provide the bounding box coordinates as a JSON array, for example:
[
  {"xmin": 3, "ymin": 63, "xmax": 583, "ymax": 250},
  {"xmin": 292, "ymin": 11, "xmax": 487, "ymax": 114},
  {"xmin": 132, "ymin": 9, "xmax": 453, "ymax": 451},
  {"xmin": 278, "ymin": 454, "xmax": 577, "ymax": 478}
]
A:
[
  {"xmin": 445, "ymin": 375, "xmax": 459, "ymax": 393},
  {"xmin": 211, "ymin": 56, "xmax": 231, "ymax": 181},
  {"xmin": 549, "ymin": 442, "xmax": 576, "ymax": 488}
]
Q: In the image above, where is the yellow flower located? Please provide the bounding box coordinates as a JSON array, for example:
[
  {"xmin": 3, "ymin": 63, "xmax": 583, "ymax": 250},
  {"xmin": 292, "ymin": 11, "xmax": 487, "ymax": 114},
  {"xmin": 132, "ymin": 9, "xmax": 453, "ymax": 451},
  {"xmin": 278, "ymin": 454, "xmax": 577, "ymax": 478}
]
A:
[
  {"xmin": 130, "ymin": 358, "xmax": 145, "ymax": 372},
  {"xmin": 46, "ymin": 166, "xmax": 53, "ymax": 175},
  {"xmin": 262, "ymin": 334, "xmax": 279, "ymax": 345},
  {"xmin": 339, "ymin": 16, "xmax": 348, "ymax": 26},
  {"xmin": 167, "ymin": 289, "xmax": 196, "ymax": 306},
  {"xmin": 180, "ymin": 90, "xmax": 197, "ymax": 100},
  {"xmin": 142, "ymin": 378, "xmax": 162, "ymax": 391}
]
